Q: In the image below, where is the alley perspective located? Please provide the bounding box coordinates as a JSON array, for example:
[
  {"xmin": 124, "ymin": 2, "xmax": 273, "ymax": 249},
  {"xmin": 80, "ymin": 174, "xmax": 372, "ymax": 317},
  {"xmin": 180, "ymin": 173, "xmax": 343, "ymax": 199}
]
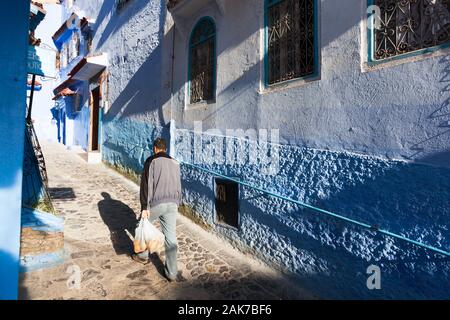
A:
[
  {"xmin": 20, "ymin": 142, "xmax": 310, "ymax": 300},
  {"xmin": 1, "ymin": 0, "xmax": 450, "ymax": 302}
]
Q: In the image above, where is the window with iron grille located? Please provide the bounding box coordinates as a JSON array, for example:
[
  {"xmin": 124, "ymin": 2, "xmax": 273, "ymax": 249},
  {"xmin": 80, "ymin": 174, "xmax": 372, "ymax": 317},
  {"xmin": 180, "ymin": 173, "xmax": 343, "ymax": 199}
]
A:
[
  {"xmin": 215, "ymin": 178, "xmax": 239, "ymax": 229},
  {"xmin": 372, "ymin": 0, "xmax": 450, "ymax": 61},
  {"xmin": 189, "ymin": 18, "xmax": 216, "ymax": 104},
  {"xmin": 69, "ymin": 32, "xmax": 80, "ymax": 62},
  {"xmin": 73, "ymin": 93, "xmax": 82, "ymax": 113},
  {"xmin": 116, "ymin": 0, "xmax": 132, "ymax": 12},
  {"xmin": 266, "ymin": 0, "xmax": 316, "ymax": 85}
]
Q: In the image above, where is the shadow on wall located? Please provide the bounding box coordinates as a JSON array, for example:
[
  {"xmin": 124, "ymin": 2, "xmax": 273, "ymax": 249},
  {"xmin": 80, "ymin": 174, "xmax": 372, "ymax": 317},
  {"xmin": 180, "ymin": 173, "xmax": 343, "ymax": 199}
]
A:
[
  {"xmin": 179, "ymin": 142, "xmax": 450, "ymax": 299},
  {"xmin": 98, "ymin": 0, "xmax": 173, "ymax": 175},
  {"xmin": 239, "ymin": 190, "xmax": 450, "ymax": 300},
  {"xmin": 97, "ymin": 192, "xmax": 137, "ymax": 255},
  {"xmin": 407, "ymin": 55, "xmax": 450, "ymax": 164},
  {"xmin": 94, "ymin": 0, "xmax": 153, "ymax": 50},
  {"xmin": 104, "ymin": 49, "xmax": 167, "ymax": 121},
  {"xmin": 0, "ymin": 250, "xmax": 20, "ymax": 300}
]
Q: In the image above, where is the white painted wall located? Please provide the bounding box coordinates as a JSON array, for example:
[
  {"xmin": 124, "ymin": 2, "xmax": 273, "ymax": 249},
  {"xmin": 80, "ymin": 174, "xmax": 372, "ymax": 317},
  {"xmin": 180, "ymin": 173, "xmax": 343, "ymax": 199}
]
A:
[
  {"xmin": 165, "ymin": 0, "xmax": 450, "ymax": 168},
  {"xmin": 33, "ymin": 4, "xmax": 62, "ymax": 143}
]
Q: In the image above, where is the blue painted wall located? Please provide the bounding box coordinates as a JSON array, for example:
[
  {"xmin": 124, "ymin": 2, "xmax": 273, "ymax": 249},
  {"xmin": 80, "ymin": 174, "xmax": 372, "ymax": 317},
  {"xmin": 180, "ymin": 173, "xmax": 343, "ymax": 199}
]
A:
[
  {"xmin": 175, "ymin": 130, "xmax": 450, "ymax": 299},
  {"xmin": 64, "ymin": 0, "xmax": 450, "ymax": 299},
  {"xmin": 162, "ymin": 0, "xmax": 450, "ymax": 299},
  {"xmin": 0, "ymin": 0, "xmax": 30, "ymax": 300}
]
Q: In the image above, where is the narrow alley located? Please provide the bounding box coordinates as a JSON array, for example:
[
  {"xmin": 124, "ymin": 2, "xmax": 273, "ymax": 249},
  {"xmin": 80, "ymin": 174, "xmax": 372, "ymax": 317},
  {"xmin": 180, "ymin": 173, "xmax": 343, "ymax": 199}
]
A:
[
  {"xmin": 19, "ymin": 142, "xmax": 313, "ymax": 300},
  {"xmin": 2, "ymin": 0, "xmax": 450, "ymax": 302}
]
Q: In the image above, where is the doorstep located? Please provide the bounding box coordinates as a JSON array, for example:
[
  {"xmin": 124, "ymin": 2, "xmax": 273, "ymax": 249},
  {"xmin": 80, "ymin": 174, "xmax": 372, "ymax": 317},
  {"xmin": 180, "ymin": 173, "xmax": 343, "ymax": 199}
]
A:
[{"xmin": 87, "ymin": 151, "xmax": 102, "ymax": 164}]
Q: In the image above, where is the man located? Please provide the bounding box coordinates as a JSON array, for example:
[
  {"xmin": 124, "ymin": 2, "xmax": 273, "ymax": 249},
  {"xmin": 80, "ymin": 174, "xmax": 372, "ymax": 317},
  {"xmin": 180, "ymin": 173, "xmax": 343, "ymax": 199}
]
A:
[{"xmin": 132, "ymin": 137, "xmax": 182, "ymax": 282}]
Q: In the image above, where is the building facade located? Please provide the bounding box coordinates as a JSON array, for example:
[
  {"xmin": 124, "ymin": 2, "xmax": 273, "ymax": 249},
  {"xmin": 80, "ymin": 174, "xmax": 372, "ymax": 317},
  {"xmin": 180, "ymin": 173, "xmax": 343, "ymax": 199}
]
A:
[
  {"xmin": 54, "ymin": 0, "xmax": 450, "ymax": 299},
  {"xmin": 52, "ymin": 1, "xmax": 108, "ymax": 163}
]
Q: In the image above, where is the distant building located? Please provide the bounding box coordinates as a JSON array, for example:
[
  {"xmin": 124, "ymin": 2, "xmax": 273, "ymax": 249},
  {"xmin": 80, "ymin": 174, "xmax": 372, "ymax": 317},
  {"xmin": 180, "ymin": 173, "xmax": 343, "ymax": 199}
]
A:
[{"xmin": 51, "ymin": 3, "xmax": 107, "ymax": 163}]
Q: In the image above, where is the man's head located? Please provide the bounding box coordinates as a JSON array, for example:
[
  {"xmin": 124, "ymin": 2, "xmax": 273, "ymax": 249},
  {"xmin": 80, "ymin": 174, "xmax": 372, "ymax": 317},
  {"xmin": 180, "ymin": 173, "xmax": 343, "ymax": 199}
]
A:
[{"xmin": 153, "ymin": 137, "xmax": 167, "ymax": 154}]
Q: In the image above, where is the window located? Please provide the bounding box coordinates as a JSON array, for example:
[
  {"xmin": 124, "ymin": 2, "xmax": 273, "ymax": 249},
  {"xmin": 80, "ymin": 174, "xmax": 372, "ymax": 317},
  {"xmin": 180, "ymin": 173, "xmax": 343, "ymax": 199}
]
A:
[
  {"xmin": 66, "ymin": 43, "xmax": 70, "ymax": 66},
  {"xmin": 73, "ymin": 93, "xmax": 82, "ymax": 113},
  {"xmin": 189, "ymin": 17, "xmax": 216, "ymax": 104},
  {"xmin": 69, "ymin": 32, "xmax": 80, "ymax": 62},
  {"xmin": 372, "ymin": 0, "xmax": 450, "ymax": 61},
  {"xmin": 61, "ymin": 44, "xmax": 68, "ymax": 69},
  {"xmin": 266, "ymin": 0, "xmax": 316, "ymax": 85},
  {"xmin": 215, "ymin": 179, "xmax": 239, "ymax": 229},
  {"xmin": 116, "ymin": 0, "xmax": 132, "ymax": 12}
]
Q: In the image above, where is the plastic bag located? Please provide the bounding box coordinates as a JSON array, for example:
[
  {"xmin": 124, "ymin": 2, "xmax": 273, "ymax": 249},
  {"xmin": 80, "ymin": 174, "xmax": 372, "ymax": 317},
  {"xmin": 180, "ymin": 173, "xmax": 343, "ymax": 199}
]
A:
[{"xmin": 133, "ymin": 218, "xmax": 164, "ymax": 254}]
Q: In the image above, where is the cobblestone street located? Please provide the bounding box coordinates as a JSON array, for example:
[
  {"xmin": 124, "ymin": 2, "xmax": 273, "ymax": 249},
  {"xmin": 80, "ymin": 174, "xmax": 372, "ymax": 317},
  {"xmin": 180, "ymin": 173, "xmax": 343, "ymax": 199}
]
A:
[{"xmin": 19, "ymin": 142, "xmax": 314, "ymax": 300}]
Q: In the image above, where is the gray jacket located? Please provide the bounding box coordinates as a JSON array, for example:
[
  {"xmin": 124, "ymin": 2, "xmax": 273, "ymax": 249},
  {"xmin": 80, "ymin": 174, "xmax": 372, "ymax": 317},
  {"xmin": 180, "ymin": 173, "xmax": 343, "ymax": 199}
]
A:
[{"xmin": 140, "ymin": 152, "xmax": 182, "ymax": 210}]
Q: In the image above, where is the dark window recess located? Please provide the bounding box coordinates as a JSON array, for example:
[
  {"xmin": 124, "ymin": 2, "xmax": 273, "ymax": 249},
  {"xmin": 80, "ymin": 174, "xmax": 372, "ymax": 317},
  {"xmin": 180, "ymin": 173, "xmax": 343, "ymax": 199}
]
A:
[
  {"xmin": 267, "ymin": 0, "xmax": 315, "ymax": 84},
  {"xmin": 116, "ymin": 0, "xmax": 132, "ymax": 11},
  {"xmin": 73, "ymin": 93, "xmax": 82, "ymax": 113},
  {"xmin": 215, "ymin": 178, "xmax": 239, "ymax": 228},
  {"xmin": 189, "ymin": 18, "xmax": 216, "ymax": 104}
]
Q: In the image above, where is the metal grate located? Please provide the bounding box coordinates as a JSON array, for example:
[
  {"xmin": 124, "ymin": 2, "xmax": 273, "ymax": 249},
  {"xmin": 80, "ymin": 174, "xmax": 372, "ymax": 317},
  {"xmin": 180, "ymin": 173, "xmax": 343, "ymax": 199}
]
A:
[
  {"xmin": 373, "ymin": 0, "xmax": 450, "ymax": 61},
  {"xmin": 22, "ymin": 121, "xmax": 54, "ymax": 212},
  {"xmin": 215, "ymin": 178, "xmax": 239, "ymax": 229},
  {"xmin": 189, "ymin": 19, "xmax": 215, "ymax": 104},
  {"xmin": 267, "ymin": 0, "xmax": 315, "ymax": 85},
  {"xmin": 116, "ymin": 0, "xmax": 133, "ymax": 11}
]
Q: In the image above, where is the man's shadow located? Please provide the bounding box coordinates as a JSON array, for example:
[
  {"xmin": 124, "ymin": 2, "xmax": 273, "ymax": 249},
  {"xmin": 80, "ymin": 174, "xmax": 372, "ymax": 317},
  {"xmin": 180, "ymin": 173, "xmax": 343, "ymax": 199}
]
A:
[{"xmin": 97, "ymin": 192, "xmax": 166, "ymax": 277}]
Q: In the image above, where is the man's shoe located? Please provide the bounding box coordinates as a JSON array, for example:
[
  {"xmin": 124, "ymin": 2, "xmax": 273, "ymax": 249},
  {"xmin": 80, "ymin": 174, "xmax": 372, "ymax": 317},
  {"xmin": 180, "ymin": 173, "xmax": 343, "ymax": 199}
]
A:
[
  {"xmin": 131, "ymin": 253, "xmax": 149, "ymax": 265},
  {"xmin": 166, "ymin": 271, "xmax": 187, "ymax": 283}
]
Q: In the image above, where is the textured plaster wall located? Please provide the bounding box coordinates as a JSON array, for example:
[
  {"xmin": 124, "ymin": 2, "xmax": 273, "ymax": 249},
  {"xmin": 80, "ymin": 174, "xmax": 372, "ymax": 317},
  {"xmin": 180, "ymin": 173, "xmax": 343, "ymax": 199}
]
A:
[
  {"xmin": 68, "ymin": 0, "xmax": 450, "ymax": 298},
  {"xmin": 174, "ymin": 129, "xmax": 450, "ymax": 299},
  {"xmin": 165, "ymin": 0, "xmax": 450, "ymax": 299}
]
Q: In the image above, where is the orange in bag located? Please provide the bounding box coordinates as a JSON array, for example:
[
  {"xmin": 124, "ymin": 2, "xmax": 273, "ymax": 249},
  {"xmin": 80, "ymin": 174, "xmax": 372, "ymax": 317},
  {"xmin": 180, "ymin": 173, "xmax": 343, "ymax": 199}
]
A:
[
  {"xmin": 133, "ymin": 218, "xmax": 165, "ymax": 254},
  {"xmin": 134, "ymin": 239, "xmax": 147, "ymax": 253},
  {"xmin": 146, "ymin": 239, "xmax": 163, "ymax": 253}
]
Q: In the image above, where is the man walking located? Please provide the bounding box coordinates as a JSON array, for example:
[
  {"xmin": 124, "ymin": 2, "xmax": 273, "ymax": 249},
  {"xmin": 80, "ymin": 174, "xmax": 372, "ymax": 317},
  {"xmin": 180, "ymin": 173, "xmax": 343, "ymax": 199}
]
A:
[{"xmin": 132, "ymin": 137, "xmax": 182, "ymax": 282}]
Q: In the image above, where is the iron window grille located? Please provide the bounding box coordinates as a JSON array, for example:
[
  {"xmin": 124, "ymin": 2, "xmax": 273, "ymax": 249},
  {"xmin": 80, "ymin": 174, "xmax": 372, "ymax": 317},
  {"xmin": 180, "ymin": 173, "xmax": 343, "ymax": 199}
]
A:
[
  {"xmin": 116, "ymin": 0, "xmax": 132, "ymax": 12},
  {"xmin": 189, "ymin": 17, "xmax": 216, "ymax": 104},
  {"xmin": 69, "ymin": 32, "xmax": 80, "ymax": 62},
  {"xmin": 267, "ymin": 0, "xmax": 316, "ymax": 85},
  {"xmin": 372, "ymin": 0, "xmax": 450, "ymax": 61},
  {"xmin": 73, "ymin": 93, "xmax": 82, "ymax": 113}
]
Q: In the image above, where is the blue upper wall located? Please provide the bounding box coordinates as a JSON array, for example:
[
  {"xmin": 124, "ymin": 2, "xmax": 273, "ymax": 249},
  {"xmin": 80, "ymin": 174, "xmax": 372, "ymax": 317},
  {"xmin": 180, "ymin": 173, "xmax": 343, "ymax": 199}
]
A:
[{"xmin": 0, "ymin": 0, "xmax": 31, "ymax": 300}]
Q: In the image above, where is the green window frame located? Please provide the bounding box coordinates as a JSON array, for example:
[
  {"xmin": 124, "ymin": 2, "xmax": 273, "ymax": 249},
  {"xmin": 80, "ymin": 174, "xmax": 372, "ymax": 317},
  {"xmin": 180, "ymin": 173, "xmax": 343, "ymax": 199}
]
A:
[
  {"xmin": 368, "ymin": 0, "xmax": 450, "ymax": 64},
  {"xmin": 265, "ymin": 0, "xmax": 318, "ymax": 86},
  {"xmin": 188, "ymin": 17, "xmax": 216, "ymax": 104}
]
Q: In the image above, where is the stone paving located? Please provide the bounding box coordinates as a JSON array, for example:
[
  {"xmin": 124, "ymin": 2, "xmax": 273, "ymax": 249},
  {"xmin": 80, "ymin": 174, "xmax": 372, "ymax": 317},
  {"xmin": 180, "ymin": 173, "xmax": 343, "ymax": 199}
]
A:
[{"xmin": 19, "ymin": 142, "xmax": 315, "ymax": 300}]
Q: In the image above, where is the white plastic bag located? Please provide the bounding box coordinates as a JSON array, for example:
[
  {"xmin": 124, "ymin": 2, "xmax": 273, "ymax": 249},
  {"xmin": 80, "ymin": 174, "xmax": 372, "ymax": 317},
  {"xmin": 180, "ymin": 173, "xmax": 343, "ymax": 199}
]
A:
[{"xmin": 133, "ymin": 218, "xmax": 164, "ymax": 254}]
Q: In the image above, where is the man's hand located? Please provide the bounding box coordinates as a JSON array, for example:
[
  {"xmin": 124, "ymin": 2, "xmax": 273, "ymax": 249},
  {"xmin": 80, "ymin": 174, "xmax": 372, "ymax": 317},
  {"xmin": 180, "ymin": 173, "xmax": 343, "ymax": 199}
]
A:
[{"xmin": 141, "ymin": 210, "xmax": 150, "ymax": 220}]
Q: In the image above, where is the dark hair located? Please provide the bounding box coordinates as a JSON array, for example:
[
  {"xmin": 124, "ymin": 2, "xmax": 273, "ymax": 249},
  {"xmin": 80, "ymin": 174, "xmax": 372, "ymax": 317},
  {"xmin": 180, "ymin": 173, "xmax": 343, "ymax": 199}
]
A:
[{"xmin": 153, "ymin": 137, "xmax": 167, "ymax": 151}]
